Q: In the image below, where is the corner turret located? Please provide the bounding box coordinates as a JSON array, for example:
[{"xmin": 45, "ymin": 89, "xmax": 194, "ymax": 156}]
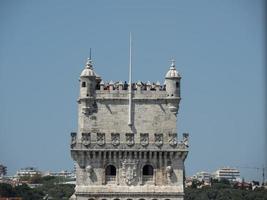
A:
[
  {"xmin": 165, "ymin": 59, "xmax": 181, "ymax": 115},
  {"xmin": 165, "ymin": 59, "xmax": 181, "ymax": 97},
  {"xmin": 79, "ymin": 58, "xmax": 96, "ymax": 98}
]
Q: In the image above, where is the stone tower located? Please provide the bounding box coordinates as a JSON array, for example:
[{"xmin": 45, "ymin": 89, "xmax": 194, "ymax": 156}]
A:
[{"xmin": 70, "ymin": 56, "xmax": 189, "ymax": 200}]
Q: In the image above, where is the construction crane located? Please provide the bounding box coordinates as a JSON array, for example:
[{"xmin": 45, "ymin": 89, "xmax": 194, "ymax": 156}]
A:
[{"xmin": 236, "ymin": 166, "xmax": 265, "ymax": 185}]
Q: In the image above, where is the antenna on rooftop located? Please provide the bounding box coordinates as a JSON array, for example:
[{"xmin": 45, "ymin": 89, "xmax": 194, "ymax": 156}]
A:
[{"xmin": 89, "ymin": 48, "xmax": 92, "ymax": 60}]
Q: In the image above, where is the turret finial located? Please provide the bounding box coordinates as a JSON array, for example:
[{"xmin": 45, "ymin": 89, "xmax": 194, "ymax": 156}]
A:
[
  {"xmin": 171, "ymin": 58, "xmax": 175, "ymax": 68},
  {"xmin": 86, "ymin": 57, "xmax": 93, "ymax": 69},
  {"xmin": 85, "ymin": 48, "xmax": 93, "ymax": 69}
]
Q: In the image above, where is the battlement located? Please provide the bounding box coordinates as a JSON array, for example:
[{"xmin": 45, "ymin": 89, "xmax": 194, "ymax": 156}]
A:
[
  {"xmin": 70, "ymin": 132, "xmax": 189, "ymax": 151},
  {"xmin": 79, "ymin": 80, "xmax": 181, "ymax": 100},
  {"xmin": 79, "ymin": 81, "xmax": 181, "ymax": 100},
  {"xmin": 96, "ymin": 81, "xmax": 166, "ymax": 92}
]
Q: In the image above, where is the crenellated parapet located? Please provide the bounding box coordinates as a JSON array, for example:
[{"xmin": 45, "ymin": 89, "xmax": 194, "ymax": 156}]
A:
[
  {"xmin": 70, "ymin": 131, "xmax": 189, "ymax": 174},
  {"xmin": 97, "ymin": 81, "xmax": 165, "ymax": 91},
  {"xmin": 70, "ymin": 132, "xmax": 189, "ymax": 153}
]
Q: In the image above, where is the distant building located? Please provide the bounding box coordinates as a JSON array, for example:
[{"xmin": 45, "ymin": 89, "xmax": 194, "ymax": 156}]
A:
[
  {"xmin": 185, "ymin": 177, "xmax": 193, "ymax": 188},
  {"xmin": 233, "ymin": 181, "xmax": 252, "ymax": 190},
  {"xmin": 213, "ymin": 167, "xmax": 240, "ymax": 182},
  {"xmin": 16, "ymin": 167, "xmax": 41, "ymax": 177},
  {"xmin": 44, "ymin": 170, "xmax": 76, "ymax": 179},
  {"xmin": 195, "ymin": 171, "xmax": 211, "ymax": 183}
]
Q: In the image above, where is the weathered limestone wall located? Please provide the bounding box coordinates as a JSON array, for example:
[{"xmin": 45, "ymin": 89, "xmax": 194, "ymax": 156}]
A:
[{"xmin": 79, "ymin": 100, "xmax": 177, "ymax": 138}]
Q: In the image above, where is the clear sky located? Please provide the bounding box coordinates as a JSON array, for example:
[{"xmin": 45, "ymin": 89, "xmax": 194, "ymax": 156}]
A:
[{"xmin": 0, "ymin": 0, "xmax": 266, "ymax": 181}]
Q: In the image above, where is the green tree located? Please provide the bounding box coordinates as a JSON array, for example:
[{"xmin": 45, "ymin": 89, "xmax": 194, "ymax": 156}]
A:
[
  {"xmin": 0, "ymin": 183, "xmax": 15, "ymax": 197},
  {"xmin": 14, "ymin": 184, "xmax": 44, "ymax": 200},
  {"xmin": 191, "ymin": 179, "xmax": 202, "ymax": 189}
]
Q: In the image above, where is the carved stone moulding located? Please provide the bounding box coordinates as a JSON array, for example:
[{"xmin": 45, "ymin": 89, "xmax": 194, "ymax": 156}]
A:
[
  {"xmin": 140, "ymin": 133, "xmax": 149, "ymax": 146},
  {"xmin": 168, "ymin": 133, "xmax": 178, "ymax": 147},
  {"xmin": 121, "ymin": 159, "xmax": 139, "ymax": 185},
  {"xmin": 97, "ymin": 133, "xmax": 105, "ymax": 146},
  {"xmin": 86, "ymin": 165, "xmax": 93, "ymax": 177},
  {"xmin": 111, "ymin": 133, "xmax": 120, "ymax": 146},
  {"xmin": 81, "ymin": 132, "xmax": 91, "ymax": 147},
  {"xmin": 125, "ymin": 133, "xmax": 135, "ymax": 146},
  {"xmin": 166, "ymin": 165, "xmax": 173, "ymax": 177},
  {"xmin": 154, "ymin": 133, "xmax": 163, "ymax": 146}
]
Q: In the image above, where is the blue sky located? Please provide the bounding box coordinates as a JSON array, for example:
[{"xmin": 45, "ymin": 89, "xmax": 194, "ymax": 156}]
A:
[{"xmin": 0, "ymin": 0, "xmax": 266, "ymax": 181}]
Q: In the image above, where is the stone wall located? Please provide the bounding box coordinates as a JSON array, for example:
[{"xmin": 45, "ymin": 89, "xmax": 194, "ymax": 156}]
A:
[{"xmin": 71, "ymin": 62, "xmax": 187, "ymax": 200}]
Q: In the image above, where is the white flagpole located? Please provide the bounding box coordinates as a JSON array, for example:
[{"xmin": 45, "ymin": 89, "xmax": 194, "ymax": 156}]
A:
[{"xmin": 128, "ymin": 33, "xmax": 132, "ymax": 126}]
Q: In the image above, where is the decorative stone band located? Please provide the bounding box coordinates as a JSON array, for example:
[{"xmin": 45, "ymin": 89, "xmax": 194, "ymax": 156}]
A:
[
  {"xmin": 70, "ymin": 133, "xmax": 187, "ymax": 149},
  {"xmin": 78, "ymin": 94, "xmax": 181, "ymax": 101},
  {"xmin": 71, "ymin": 142, "xmax": 188, "ymax": 150},
  {"xmin": 75, "ymin": 191, "xmax": 184, "ymax": 198},
  {"xmin": 71, "ymin": 149, "xmax": 188, "ymax": 169}
]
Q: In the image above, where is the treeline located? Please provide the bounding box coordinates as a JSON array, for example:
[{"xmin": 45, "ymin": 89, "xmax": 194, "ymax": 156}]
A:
[
  {"xmin": 185, "ymin": 179, "xmax": 267, "ymax": 200},
  {"xmin": 1, "ymin": 176, "xmax": 267, "ymax": 200},
  {"xmin": 185, "ymin": 187, "xmax": 267, "ymax": 200},
  {"xmin": 0, "ymin": 176, "xmax": 74, "ymax": 200}
]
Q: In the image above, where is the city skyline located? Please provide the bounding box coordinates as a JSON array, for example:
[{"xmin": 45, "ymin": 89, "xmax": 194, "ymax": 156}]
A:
[{"xmin": 0, "ymin": 0, "xmax": 266, "ymax": 182}]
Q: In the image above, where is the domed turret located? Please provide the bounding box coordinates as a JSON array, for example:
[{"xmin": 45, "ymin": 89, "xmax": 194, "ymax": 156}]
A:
[
  {"xmin": 80, "ymin": 58, "xmax": 96, "ymax": 98},
  {"xmin": 165, "ymin": 59, "xmax": 181, "ymax": 97},
  {"xmin": 80, "ymin": 58, "xmax": 96, "ymax": 77},
  {"xmin": 165, "ymin": 59, "xmax": 180, "ymax": 79}
]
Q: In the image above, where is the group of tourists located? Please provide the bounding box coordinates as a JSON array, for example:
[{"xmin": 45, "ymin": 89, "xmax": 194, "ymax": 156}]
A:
[{"xmin": 96, "ymin": 81, "xmax": 166, "ymax": 91}]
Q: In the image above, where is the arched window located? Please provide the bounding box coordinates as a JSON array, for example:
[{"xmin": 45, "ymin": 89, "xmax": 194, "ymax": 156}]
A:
[
  {"xmin": 105, "ymin": 165, "xmax": 116, "ymax": 183},
  {"xmin": 105, "ymin": 165, "xmax": 116, "ymax": 176},
  {"xmin": 142, "ymin": 164, "xmax": 154, "ymax": 182},
  {"xmin": 143, "ymin": 165, "xmax": 153, "ymax": 176}
]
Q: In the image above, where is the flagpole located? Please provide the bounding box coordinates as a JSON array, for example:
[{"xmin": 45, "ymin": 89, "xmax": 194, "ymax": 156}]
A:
[{"xmin": 128, "ymin": 33, "xmax": 132, "ymax": 126}]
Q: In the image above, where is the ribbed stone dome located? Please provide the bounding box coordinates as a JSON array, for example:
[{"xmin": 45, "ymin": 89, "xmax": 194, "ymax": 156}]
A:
[
  {"xmin": 80, "ymin": 58, "xmax": 96, "ymax": 77},
  {"xmin": 165, "ymin": 60, "xmax": 180, "ymax": 78}
]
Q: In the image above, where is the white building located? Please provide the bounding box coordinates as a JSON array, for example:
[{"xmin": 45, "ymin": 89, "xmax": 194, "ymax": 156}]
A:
[
  {"xmin": 195, "ymin": 171, "xmax": 211, "ymax": 183},
  {"xmin": 16, "ymin": 167, "xmax": 41, "ymax": 177},
  {"xmin": 45, "ymin": 170, "xmax": 76, "ymax": 180},
  {"xmin": 213, "ymin": 167, "xmax": 240, "ymax": 182}
]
